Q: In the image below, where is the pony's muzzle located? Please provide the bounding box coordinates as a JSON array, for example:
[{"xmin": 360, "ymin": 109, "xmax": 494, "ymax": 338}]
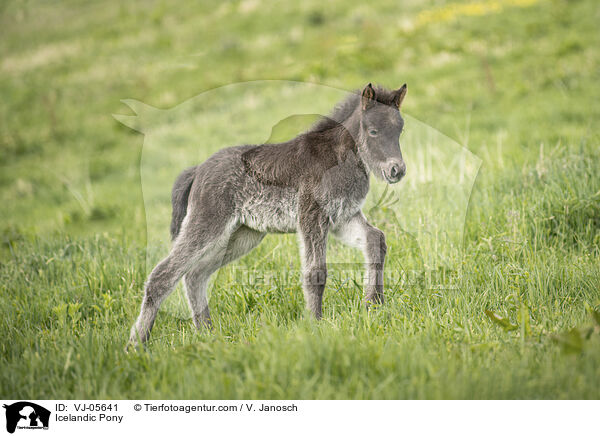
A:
[{"xmin": 385, "ymin": 160, "xmax": 406, "ymax": 184}]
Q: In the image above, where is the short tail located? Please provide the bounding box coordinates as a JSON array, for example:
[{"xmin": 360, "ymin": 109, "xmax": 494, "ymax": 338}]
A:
[{"xmin": 170, "ymin": 166, "xmax": 197, "ymax": 240}]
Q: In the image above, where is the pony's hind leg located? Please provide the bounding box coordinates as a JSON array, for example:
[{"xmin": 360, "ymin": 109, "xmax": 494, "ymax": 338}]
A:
[
  {"xmin": 183, "ymin": 225, "xmax": 265, "ymax": 330},
  {"xmin": 183, "ymin": 264, "xmax": 214, "ymax": 330},
  {"xmin": 221, "ymin": 225, "xmax": 266, "ymax": 267},
  {"xmin": 128, "ymin": 239, "xmax": 198, "ymax": 348},
  {"xmin": 128, "ymin": 215, "xmax": 239, "ymax": 348}
]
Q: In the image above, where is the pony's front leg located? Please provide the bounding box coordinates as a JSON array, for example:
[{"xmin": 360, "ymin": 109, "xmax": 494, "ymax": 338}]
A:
[
  {"xmin": 332, "ymin": 212, "xmax": 386, "ymax": 307},
  {"xmin": 298, "ymin": 197, "xmax": 329, "ymax": 319},
  {"xmin": 300, "ymin": 231, "xmax": 328, "ymax": 319},
  {"xmin": 364, "ymin": 222, "xmax": 387, "ymax": 306}
]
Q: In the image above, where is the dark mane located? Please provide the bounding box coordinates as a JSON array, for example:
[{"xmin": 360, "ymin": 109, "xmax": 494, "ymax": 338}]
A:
[
  {"xmin": 307, "ymin": 86, "xmax": 399, "ymax": 133},
  {"xmin": 241, "ymin": 86, "xmax": 399, "ymax": 187}
]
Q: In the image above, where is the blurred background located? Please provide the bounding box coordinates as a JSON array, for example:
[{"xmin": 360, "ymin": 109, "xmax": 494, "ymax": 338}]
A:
[
  {"xmin": 1, "ymin": 0, "xmax": 599, "ymax": 399},
  {"xmin": 1, "ymin": 0, "xmax": 598, "ymax": 244}
]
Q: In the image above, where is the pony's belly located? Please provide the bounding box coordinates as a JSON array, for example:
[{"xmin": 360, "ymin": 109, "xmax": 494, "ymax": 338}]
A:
[{"xmin": 239, "ymin": 186, "xmax": 298, "ymax": 233}]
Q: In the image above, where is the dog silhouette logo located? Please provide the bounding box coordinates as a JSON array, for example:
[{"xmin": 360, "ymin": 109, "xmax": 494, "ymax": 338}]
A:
[{"xmin": 3, "ymin": 402, "xmax": 50, "ymax": 433}]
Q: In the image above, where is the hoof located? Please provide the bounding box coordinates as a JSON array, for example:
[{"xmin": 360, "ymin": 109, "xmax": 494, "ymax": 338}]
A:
[
  {"xmin": 125, "ymin": 325, "xmax": 147, "ymax": 352},
  {"xmin": 364, "ymin": 293, "xmax": 384, "ymax": 308}
]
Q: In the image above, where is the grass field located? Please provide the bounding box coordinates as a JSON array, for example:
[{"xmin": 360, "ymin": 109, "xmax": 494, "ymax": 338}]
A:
[{"xmin": 1, "ymin": 0, "xmax": 600, "ymax": 399}]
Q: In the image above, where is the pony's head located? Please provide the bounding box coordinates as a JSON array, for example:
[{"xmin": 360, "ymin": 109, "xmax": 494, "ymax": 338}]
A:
[{"xmin": 357, "ymin": 83, "xmax": 407, "ymax": 184}]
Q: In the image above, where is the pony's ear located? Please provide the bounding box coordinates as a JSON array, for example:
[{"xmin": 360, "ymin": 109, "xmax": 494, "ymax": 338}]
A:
[
  {"xmin": 361, "ymin": 83, "xmax": 376, "ymax": 111},
  {"xmin": 392, "ymin": 84, "xmax": 407, "ymax": 109}
]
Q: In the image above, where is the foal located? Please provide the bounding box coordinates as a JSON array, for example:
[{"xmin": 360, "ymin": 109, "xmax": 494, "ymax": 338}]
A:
[{"xmin": 128, "ymin": 83, "xmax": 407, "ymax": 346}]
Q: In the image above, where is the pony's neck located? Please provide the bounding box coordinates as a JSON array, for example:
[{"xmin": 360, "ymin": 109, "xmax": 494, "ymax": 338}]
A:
[
  {"xmin": 341, "ymin": 106, "xmax": 362, "ymax": 142},
  {"xmin": 340, "ymin": 107, "xmax": 369, "ymax": 172}
]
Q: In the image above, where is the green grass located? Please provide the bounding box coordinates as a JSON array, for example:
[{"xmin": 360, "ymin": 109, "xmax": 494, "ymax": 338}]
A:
[{"xmin": 1, "ymin": 0, "xmax": 600, "ymax": 399}]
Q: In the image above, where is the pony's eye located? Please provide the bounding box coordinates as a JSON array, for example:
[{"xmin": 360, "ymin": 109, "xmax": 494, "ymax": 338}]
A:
[{"xmin": 368, "ymin": 129, "xmax": 378, "ymax": 136}]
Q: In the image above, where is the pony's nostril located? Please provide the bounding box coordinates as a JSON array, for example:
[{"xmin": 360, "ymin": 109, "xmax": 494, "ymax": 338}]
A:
[{"xmin": 390, "ymin": 164, "xmax": 401, "ymax": 179}]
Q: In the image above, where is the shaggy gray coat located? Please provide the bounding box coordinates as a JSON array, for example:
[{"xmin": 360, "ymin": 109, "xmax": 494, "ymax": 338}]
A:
[{"xmin": 128, "ymin": 83, "xmax": 407, "ymax": 347}]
